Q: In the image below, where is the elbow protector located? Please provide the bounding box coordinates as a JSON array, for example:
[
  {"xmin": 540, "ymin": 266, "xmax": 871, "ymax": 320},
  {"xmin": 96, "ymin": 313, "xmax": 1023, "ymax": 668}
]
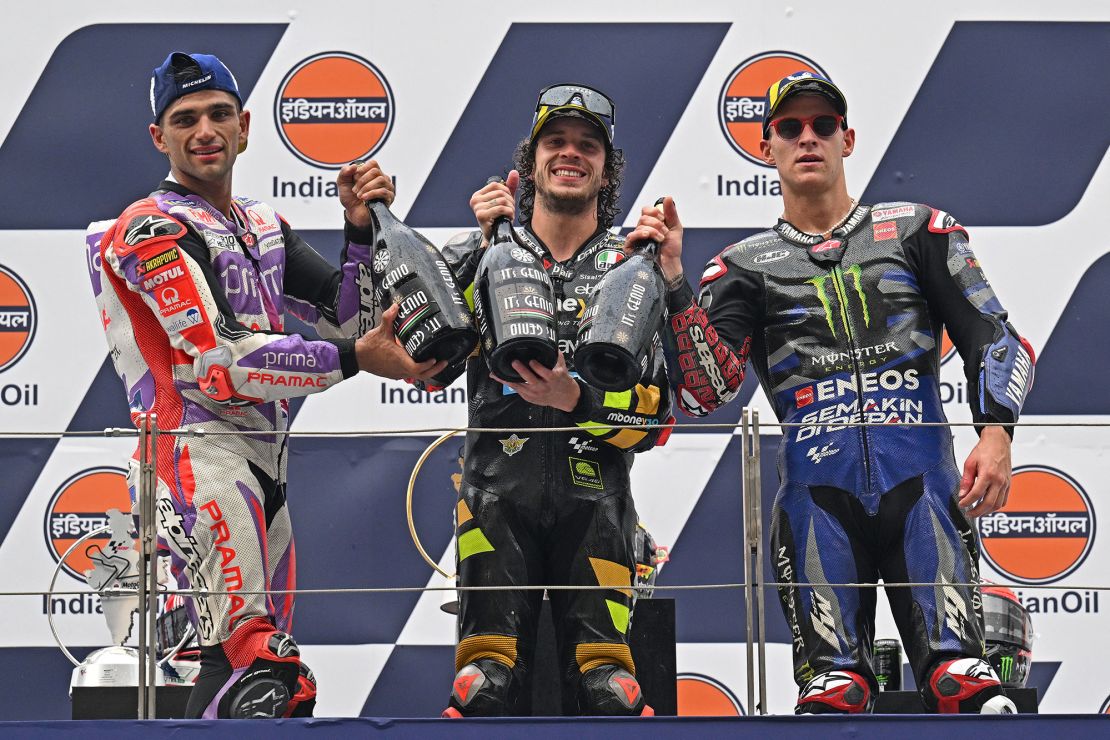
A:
[
  {"xmin": 196, "ymin": 345, "xmax": 259, "ymax": 406},
  {"xmin": 978, "ymin": 322, "xmax": 1035, "ymax": 421}
]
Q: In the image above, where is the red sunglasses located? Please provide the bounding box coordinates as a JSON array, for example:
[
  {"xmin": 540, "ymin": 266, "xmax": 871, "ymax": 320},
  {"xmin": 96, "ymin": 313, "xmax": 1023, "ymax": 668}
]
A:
[{"xmin": 768, "ymin": 114, "xmax": 845, "ymax": 140}]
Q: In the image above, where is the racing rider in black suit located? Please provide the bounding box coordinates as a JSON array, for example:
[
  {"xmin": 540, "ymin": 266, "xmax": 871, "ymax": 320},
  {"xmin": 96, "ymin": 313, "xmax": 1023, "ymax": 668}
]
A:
[
  {"xmin": 627, "ymin": 72, "xmax": 1034, "ymax": 714},
  {"xmin": 439, "ymin": 84, "xmax": 673, "ymax": 717}
]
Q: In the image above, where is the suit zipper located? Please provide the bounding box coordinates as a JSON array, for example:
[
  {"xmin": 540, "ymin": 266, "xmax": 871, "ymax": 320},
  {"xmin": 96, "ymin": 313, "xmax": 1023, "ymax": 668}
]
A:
[{"xmin": 830, "ymin": 263, "xmax": 873, "ymax": 493}]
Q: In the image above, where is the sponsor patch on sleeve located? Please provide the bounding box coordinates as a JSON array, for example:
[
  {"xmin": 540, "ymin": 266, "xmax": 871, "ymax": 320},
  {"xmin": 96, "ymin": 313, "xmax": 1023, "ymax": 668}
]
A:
[
  {"xmin": 872, "ymin": 221, "xmax": 899, "ymax": 241},
  {"xmin": 870, "ymin": 205, "xmax": 915, "ymax": 221}
]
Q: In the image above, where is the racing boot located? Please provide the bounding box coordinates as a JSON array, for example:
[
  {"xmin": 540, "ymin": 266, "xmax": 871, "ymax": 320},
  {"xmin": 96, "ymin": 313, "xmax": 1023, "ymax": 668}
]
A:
[
  {"xmin": 443, "ymin": 658, "xmax": 513, "ymax": 717},
  {"xmin": 795, "ymin": 670, "xmax": 873, "ymax": 714},
  {"xmin": 222, "ymin": 629, "xmax": 303, "ymax": 718},
  {"xmin": 284, "ymin": 662, "xmax": 318, "ymax": 718},
  {"xmin": 923, "ymin": 658, "xmax": 1016, "ymax": 714},
  {"xmin": 578, "ymin": 664, "xmax": 653, "ymax": 716}
]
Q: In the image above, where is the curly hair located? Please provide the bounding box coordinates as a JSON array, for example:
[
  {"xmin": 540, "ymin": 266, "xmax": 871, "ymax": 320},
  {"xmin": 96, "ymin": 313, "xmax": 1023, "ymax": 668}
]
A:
[{"xmin": 511, "ymin": 136, "xmax": 625, "ymax": 230}]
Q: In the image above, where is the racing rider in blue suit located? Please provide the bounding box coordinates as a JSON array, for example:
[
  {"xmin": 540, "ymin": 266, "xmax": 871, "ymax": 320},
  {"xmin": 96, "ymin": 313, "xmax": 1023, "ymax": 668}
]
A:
[{"xmin": 626, "ymin": 72, "xmax": 1035, "ymax": 714}]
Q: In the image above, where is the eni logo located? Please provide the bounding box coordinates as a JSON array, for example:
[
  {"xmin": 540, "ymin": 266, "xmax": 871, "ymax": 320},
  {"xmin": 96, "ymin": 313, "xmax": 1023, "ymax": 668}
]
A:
[
  {"xmin": 718, "ymin": 51, "xmax": 830, "ymax": 167},
  {"xmin": 274, "ymin": 52, "xmax": 395, "ymax": 169}
]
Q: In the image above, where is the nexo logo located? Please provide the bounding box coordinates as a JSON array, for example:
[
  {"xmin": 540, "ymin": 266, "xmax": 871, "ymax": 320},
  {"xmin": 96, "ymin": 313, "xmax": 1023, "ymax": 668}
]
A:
[
  {"xmin": 275, "ymin": 52, "xmax": 395, "ymax": 169},
  {"xmin": 0, "ymin": 265, "xmax": 37, "ymax": 373},
  {"xmin": 718, "ymin": 51, "xmax": 830, "ymax": 167},
  {"xmin": 978, "ymin": 466, "xmax": 1095, "ymax": 585},
  {"xmin": 44, "ymin": 467, "xmax": 131, "ymax": 582},
  {"xmin": 676, "ymin": 673, "xmax": 744, "ymax": 716}
]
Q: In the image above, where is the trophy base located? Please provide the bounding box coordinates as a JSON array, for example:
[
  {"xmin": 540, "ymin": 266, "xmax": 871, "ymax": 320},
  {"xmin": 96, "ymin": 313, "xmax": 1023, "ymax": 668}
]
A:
[{"xmin": 70, "ymin": 646, "xmax": 198, "ymax": 719}]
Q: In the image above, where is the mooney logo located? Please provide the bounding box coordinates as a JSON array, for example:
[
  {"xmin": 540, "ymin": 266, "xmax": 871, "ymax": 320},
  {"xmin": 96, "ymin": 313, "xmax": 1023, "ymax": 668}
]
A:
[
  {"xmin": 0, "ymin": 265, "xmax": 36, "ymax": 373},
  {"xmin": 718, "ymin": 51, "xmax": 830, "ymax": 167},
  {"xmin": 978, "ymin": 466, "xmax": 1095, "ymax": 584},
  {"xmin": 275, "ymin": 52, "xmax": 395, "ymax": 169},
  {"xmin": 43, "ymin": 467, "xmax": 130, "ymax": 582}
]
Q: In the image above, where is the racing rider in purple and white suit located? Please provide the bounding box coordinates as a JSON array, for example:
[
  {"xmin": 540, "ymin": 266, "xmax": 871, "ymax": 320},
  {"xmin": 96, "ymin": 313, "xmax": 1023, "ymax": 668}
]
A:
[{"xmin": 85, "ymin": 52, "xmax": 444, "ymax": 719}]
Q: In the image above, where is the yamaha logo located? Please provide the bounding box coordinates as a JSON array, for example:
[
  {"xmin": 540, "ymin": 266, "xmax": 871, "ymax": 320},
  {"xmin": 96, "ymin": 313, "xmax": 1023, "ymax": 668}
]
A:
[{"xmin": 275, "ymin": 52, "xmax": 395, "ymax": 169}]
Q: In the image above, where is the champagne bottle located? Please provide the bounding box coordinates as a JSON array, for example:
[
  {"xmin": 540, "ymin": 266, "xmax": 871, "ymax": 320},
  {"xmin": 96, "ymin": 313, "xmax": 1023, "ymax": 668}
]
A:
[
  {"xmin": 366, "ymin": 199, "xmax": 478, "ymax": 366},
  {"xmin": 575, "ymin": 200, "xmax": 666, "ymax": 391},
  {"xmin": 473, "ymin": 180, "xmax": 558, "ymax": 382}
]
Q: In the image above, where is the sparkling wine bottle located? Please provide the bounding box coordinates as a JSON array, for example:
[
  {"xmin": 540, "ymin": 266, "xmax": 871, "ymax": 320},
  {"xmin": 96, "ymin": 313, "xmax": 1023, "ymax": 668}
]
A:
[
  {"xmin": 473, "ymin": 188, "xmax": 558, "ymax": 382},
  {"xmin": 575, "ymin": 201, "xmax": 666, "ymax": 391},
  {"xmin": 366, "ymin": 199, "xmax": 478, "ymax": 366}
]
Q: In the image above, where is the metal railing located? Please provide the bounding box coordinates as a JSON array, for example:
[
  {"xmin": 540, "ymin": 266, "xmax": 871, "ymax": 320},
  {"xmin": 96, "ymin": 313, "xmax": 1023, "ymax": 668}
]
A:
[{"xmin": 2, "ymin": 413, "xmax": 1107, "ymax": 718}]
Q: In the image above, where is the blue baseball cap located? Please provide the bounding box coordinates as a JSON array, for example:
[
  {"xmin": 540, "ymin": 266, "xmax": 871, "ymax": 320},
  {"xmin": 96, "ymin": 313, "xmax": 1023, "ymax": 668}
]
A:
[
  {"xmin": 762, "ymin": 71, "xmax": 848, "ymax": 138},
  {"xmin": 150, "ymin": 52, "xmax": 242, "ymax": 123}
]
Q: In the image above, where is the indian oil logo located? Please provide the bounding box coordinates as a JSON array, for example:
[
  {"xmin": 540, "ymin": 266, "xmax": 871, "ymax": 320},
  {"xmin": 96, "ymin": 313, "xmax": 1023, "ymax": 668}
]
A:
[
  {"xmin": 274, "ymin": 52, "xmax": 395, "ymax": 169},
  {"xmin": 44, "ymin": 467, "xmax": 131, "ymax": 582},
  {"xmin": 718, "ymin": 51, "xmax": 830, "ymax": 167},
  {"xmin": 0, "ymin": 265, "xmax": 37, "ymax": 372},
  {"xmin": 676, "ymin": 673, "xmax": 744, "ymax": 716},
  {"xmin": 940, "ymin": 328, "xmax": 957, "ymax": 365},
  {"xmin": 978, "ymin": 466, "xmax": 1094, "ymax": 585}
]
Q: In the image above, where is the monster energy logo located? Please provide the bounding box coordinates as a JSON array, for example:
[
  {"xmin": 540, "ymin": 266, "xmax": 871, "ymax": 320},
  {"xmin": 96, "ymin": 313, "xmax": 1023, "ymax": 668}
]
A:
[
  {"xmin": 806, "ymin": 264, "xmax": 871, "ymax": 338},
  {"xmin": 998, "ymin": 655, "xmax": 1014, "ymax": 682}
]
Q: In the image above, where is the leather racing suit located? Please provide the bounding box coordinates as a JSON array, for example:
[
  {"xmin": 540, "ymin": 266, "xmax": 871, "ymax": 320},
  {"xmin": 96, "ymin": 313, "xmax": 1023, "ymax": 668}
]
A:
[
  {"xmin": 86, "ymin": 180, "xmax": 381, "ymax": 717},
  {"xmin": 439, "ymin": 226, "xmax": 674, "ymax": 716},
  {"xmin": 663, "ymin": 202, "xmax": 1035, "ymax": 712}
]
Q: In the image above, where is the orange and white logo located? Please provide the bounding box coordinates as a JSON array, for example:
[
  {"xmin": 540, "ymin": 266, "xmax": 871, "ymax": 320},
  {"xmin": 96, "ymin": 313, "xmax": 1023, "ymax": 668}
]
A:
[
  {"xmin": 43, "ymin": 467, "xmax": 131, "ymax": 582},
  {"xmin": 939, "ymin": 328, "xmax": 957, "ymax": 365},
  {"xmin": 0, "ymin": 265, "xmax": 37, "ymax": 372},
  {"xmin": 676, "ymin": 673, "xmax": 745, "ymax": 716},
  {"xmin": 718, "ymin": 51, "xmax": 830, "ymax": 167},
  {"xmin": 274, "ymin": 52, "xmax": 395, "ymax": 169},
  {"xmin": 978, "ymin": 466, "xmax": 1094, "ymax": 585}
]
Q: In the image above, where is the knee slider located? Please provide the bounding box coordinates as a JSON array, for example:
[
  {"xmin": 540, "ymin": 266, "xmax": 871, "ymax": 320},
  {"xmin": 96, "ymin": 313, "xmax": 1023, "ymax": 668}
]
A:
[
  {"xmin": 795, "ymin": 670, "xmax": 872, "ymax": 714},
  {"xmin": 924, "ymin": 658, "xmax": 1015, "ymax": 714},
  {"xmin": 578, "ymin": 665, "xmax": 649, "ymax": 716},
  {"xmin": 448, "ymin": 659, "xmax": 513, "ymax": 716},
  {"xmin": 222, "ymin": 631, "xmax": 303, "ymax": 719}
]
